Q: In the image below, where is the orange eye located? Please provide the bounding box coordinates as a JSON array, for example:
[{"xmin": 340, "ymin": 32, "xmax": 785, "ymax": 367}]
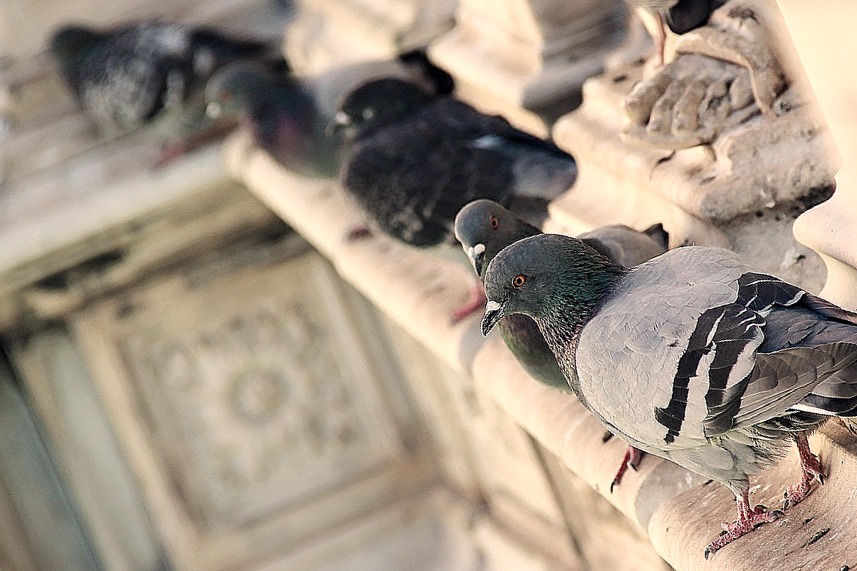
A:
[
  {"xmin": 489, "ymin": 216, "xmax": 499, "ymax": 230},
  {"xmin": 512, "ymin": 274, "xmax": 527, "ymax": 287}
]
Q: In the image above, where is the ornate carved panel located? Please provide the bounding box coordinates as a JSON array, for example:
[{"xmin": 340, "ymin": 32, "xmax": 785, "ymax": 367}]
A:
[
  {"xmin": 70, "ymin": 246, "xmax": 431, "ymax": 570},
  {"xmin": 122, "ymin": 283, "xmax": 401, "ymax": 524}
]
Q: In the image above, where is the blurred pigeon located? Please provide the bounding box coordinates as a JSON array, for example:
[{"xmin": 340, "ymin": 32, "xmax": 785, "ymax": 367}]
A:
[
  {"xmin": 454, "ymin": 199, "xmax": 668, "ymax": 488},
  {"xmin": 481, "ymin": 234, "xmax": 857, "ymax": 557},
  {"xmin": 204, "ymin": 52, "xmax": 453, "ymax": 180},
  {"xmin": 206, "ymin": 62, "xmax": 342, "ymax": 178},
  {"xmin": 334, "ymin": 78, "xmax": 577, "ymax": 249},
  {"xmin": 50, "ymin": 20, "xmax": 284, "ymax": 162},
  {"xmin": 628, "ymin": 0, "xmax": 726, "ymax": 64}
]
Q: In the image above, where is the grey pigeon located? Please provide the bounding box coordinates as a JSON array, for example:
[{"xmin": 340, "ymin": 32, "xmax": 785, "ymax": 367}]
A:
[
  {"xmin": 454, "ymin": 199, "xmax": 669, "ymax": 488},
  {"xmin": 480, "ymin": 234, "xmax": 857, "ymax": 558},
  {"xmin": 205, "ymin": 62, "xmax": 342, "ymax": 179},
  {"xmin": 628, "ymin": 0, "xmax": 726, "ymax": 64},
  {"xmin": 50, "ymin": 20, "xmax": 284, "ymax": 161},
  {"xmin": 334, "ymin": 78, "xmax": 577, "ymax": 248}
]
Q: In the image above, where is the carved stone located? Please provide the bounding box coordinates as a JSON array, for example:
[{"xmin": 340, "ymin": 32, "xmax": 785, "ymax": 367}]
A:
[
  {"xmin": 69, "ymin": 247, "xmax": 436, "ymax": 570},
  {"xmin": 548, "ymin": 9, "xmax": 837, "ymax": 290},
  {"xmin": 429, "ymin": 0, "xmax": 631, "ymax": 135},
  {"xmin": 282, "ymin": 0, "xmax": 456, "ymax": 75}
]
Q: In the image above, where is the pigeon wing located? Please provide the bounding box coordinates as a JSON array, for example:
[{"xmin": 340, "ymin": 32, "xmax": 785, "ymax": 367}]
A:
[
  {"xmin": 342, "ymin": 100, "xmax": 522, "ymax": 246},
  {"xmin": 576, "ymin": 247, "xmax": 750, "ymax": 448}
]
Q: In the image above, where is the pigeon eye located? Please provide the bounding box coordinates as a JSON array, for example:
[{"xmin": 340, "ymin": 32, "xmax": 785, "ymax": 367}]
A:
[
  {"xmin": 362, "ymin": 108, "xmax": 375, "ymax": 120},
  {"xmin": 489, "ymin": 216, "xmax": 499, "ymax": 230},
  {"xmin": 512, "ymin": 274, "xmax": 527, "ymax": 288}
]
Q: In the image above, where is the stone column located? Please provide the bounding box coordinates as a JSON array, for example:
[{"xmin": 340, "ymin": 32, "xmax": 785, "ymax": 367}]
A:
[
  {"xmin": 282, "ymin": 0, "xmax": 457, "ymax": 75},
  {"xmin": 429, "ymin": 0, "xmax": 630, "ymax": 135},
  {"xmin": 777, "ymin": 1, "xmax": 857, "ymax": 309}
]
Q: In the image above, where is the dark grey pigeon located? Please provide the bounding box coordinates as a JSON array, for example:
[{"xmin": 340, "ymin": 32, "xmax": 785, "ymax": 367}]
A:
[
  {"xmin": 50, "ymin": 20, "xmax": 284, "ymax": 162},
  {"xmin": 454, "ymin": 199, "xmax": 668, "ymax": 488},
  {"xmin": 205, "ymin": 62, "xmax": 342, "ymax": 179},
  {"xmin": 481, "ymin": 234, "xmax": 857, "ymax": 558},
  {"xmin": 204, "ymin": 53, "xmax": 452, "ymax": 180},
  {"xmin": 334, "ymin": 78, "xmax": 577, "ymax": 248}
]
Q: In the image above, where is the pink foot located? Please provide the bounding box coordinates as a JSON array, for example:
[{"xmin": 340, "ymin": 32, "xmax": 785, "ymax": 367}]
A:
[
  {"xmin": 705, "ymin": 491, "xmax": 781, "ymax": 559},
  {"xmin": 450, "ymin": 280, "xmax": 486, "ymax": 323},
  {"xmin": 783, "ymin": 433, "xmax": 825, "ymax": 509},
  {"xmin": 345, "ymin": 226, "xmax": 373, "ymax": 242},
  {"xmin": 611, "ymin": 446, "xmax": 644, "ymax": 492},
  {"xmin": 152, "ymin": 141, "xmax": 187, "ymax": 169}
]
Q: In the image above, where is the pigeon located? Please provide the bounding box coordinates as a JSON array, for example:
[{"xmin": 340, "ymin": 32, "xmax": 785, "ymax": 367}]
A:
[
  {"xmin": 50, "ymin": 20, "xmax": 284, "ymax": 162},
  {"xmin": 628, "ymin": 0, "xmax": 727, "ymax": 64},
  {"xmin": 204, "ymin": 52, "xmax": 453, "ymax": 180},
  {"xmin": 205, "ymin": 62, "xmax": 342, "ymax": 179},
  {"xmin": 480, "ymin": 234, "xmax": 857, "ymax": 558},
  {"xmin": 454, "ymin": 199, "xmax": 669, "ymax": 488},
  {"xmin": 334, "ymin": 78, "xmax": 577, "ymax": 249}
]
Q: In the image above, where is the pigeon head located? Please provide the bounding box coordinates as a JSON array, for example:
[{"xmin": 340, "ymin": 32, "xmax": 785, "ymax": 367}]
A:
[
  {"xmin": 454, "ymin": 199, "xmax": 540, "ymax": 277},
  {"xmin": 205, "ymin": 61, "xmax": 277, "ymax": 118},
  {"xmin": 333, "ymin": 77, "xmax": 433, "ymax": 137},
  {"xmin": 481, "ymin": 234, "xmax": 624, "ymax": 336},
  {"xmin": 50, "ymin": 25, "xmax": 106, "ymax": 72}
]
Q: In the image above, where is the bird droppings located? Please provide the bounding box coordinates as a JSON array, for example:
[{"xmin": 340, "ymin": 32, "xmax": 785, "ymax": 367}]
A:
[{"xmin": 802, "ymin": 528, "xmax": 831, "ymax": 548}]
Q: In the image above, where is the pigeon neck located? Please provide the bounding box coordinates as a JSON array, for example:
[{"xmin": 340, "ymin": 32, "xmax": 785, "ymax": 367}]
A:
[{"xmin": 534, "ymin": 265, "xmax": 625, "ymax": 395}]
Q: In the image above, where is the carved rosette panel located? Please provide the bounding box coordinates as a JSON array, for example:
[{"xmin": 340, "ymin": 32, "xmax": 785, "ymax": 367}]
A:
[{"xmin": 119, "ymin": 253, "xmax": 404, "ymax": 525}]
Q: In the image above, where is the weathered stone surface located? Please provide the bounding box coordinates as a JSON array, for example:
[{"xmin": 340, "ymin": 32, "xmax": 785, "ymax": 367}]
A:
[
  {"xmin": 553, "ymin": 57, "xmax": 836, "ymax": 226},
  {"xmin": 429, "ymin": 0, "xmax": 631, "ymax": 136},
  {"xmin": 283, "ymin": 0, "xmax": 455, "ymax": 75},
  {"xmin": 69, "ymin": 243, "xmax": 436, "ymax": 571},
  {"xmin": 549, "ymin": 34, "xmax": 833, "ymax": 294}
]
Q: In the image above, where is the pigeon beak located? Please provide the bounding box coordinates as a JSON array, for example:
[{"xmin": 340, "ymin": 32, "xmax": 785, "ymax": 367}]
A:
[
  {"xmin": 481, "ymin": 300, "xmax": 503, "ymax": 336},
  {"xmin": 467, "ymin": 243, "xmax": 486, "ymax": 275},
  {"xmin": 206, "ymin": 101, "xmax": 222, "ymax": 119},
  {"xmin": 328, "ymin": 111, "xmax": 352, "ymax": 136}
]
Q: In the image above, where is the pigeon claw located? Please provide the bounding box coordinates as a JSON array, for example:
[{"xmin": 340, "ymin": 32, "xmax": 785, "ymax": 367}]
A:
[
  {"xmin": 610, "ymin": 446, "xmax": 643, "ymax": 493},
  {"xmin": 345, "ymin": 226, "xmax": 373, "ymax": 242},
  {"xmin": 705, "ymin": 504, "xmax": 780, "ymax": 559},
  {"xmin": 783, "ymin": 434, "xmax": 826, "ymax": 509},
  {"xmin": 449, "ymin": 280, "xmax": 486, "ymax": 324}
]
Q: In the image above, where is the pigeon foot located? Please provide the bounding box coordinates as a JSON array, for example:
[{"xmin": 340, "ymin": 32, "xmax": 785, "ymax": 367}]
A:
[
  {"xmin": 783, "ymin": 433, "xmax": 825, "ymax": 509},
  {"xmin": 610, "ymin": 446, "xmax": 644, "ymax": 492},
  {"xmin": 345, "ymin": 226, "xmax": 373, "ymax": 242},
  {"xmin": 450, "ymin": 280, "xmax": 486, "ymax": 323},
  {"xmin": 705, "ymin": 491, "xmax": 780, "ymax": 559}
]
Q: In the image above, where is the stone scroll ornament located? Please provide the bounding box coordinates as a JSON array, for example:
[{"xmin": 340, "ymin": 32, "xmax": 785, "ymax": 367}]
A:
[{"xmin": 622, "ymin": 0, "xmax": 798, "ymax": 150}]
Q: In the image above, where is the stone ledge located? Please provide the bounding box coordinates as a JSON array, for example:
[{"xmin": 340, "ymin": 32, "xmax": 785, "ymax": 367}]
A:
[
  {"xmin": 225, "ymin": 132, "xmax": 857, "ymax": 570},
  {"xmin": 0, "ymin": 129, "xmax": 281, "ymax": 331}
]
